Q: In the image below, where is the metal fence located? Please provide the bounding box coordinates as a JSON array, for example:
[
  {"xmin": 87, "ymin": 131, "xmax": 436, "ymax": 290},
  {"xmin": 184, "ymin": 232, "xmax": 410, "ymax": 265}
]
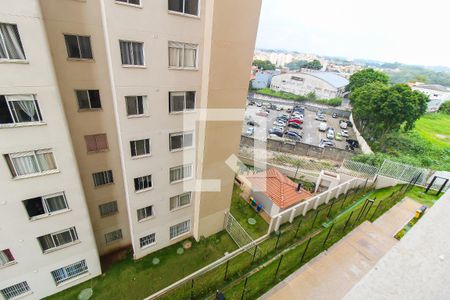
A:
[
  {"xmin": 378, "ymin": 160, "xmax": 429, "ymax": 185},
  {"xmin": 340, "ymin": 159, "xmax": 379, "ymax": 179},
  {"xmin": 225, "ymin": 212, "xmax": 260, "ymax": 256}
]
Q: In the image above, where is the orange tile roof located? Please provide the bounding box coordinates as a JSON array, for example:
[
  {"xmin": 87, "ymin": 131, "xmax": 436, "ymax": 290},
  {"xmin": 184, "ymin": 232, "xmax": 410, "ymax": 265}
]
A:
[{"xmin": 246, "ymin": 168, "xmax": 312, "ymax": 209}]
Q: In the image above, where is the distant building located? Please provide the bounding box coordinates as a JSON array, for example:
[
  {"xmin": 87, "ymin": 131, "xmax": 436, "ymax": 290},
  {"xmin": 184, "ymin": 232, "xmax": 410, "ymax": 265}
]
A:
[
  {"xmin": 251, "ymin": 70, "xmax": 281, "ymax": 89},
  {"xmin": 411, "ymin": 84, "xmax": 450, "ymax": 112},
  {"xmin": 270, "ymin": 71, "xmax": 349, "ymax": 99}
]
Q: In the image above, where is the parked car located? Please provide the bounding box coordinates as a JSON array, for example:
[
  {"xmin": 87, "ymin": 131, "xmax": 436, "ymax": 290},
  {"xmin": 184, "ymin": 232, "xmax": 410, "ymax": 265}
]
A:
[
  {"xmin": 247, "ymin": 120, "xmax": 258, "ymax": 127},
  {"xmin": 285, "ymin": 131, "xmax": 302, "ymax": 141},
  {"xmin": 276, "ymin": 116, "xmax": 288, "ymax": 122},
  {"xmin": 272, "ymin": 126, "xmax": 284, "ymax": 132},
  {"xmin": 335, "ymin": 132, "xmax": 342, "ymax": 141},
  {"xmin": 319, "ymin": 122, "xmax": 327, "ymax": 131},
  {"xmin": 276, "ymin": 106, "xmax": 283, "ymax": 111},
  {"xmin": 346, "ymin": 139, "xmax": 359, "ymax": 148},
  {"xmin": 268, "ymin": 129, "xmax": 283, "ymax": 137},
  {"xmin": 340, "ymin": 120, "xmax": 353, "ymax": 128},
  {"xmin": 326, "ymin": 128, "xmax": 335, "ymax": 139},
  {"xmin": 339, "ymin": 121, "xmax": 348, "ymax": 129},
  {"xmin": 288, "ymin": 118, "xmax": 303, "ymax": 124},
  {"xmin": 256, "ymin": 111, "xmax": 269, "ymax": 117},
  {"xmin": 273, "ymin": 120, "xmax": 286, "ymax": 127},
  {"xmin": 245, "ymin": 127, "xmax": 254, "ymax": 136},
  {"xmin": 288, "ymin": 122, "xmax": 302, "ymax": 129},
  {"xmin": 248, "ymin": 101, "xmax": 255, "ymax": 106},
  {"xmin": 341, "ymin": 130, "xmax": 349, "ymax": 137},
  {"xmin": 332, "ymin": 112, "xmax": 338, "ymax": 118},
  {"xmin": 286, "ymin": 108, "xmax": 292, "ymax": 113},
  {"xmin": 292, "ymin": 113, "xmax": 304, "ymax": 120},
  {"xmin": 256, "ymin": 102, "xmax": 262, "ymax": 107},
  {"xmin": 286, "ymin": 130, "xmax": 302, "ymax": 138},
  {"xmin": 319, "ymin": 138, "xmax": 335, "ymax": 148},
  {"xmin": 315, "ymin": 115, "xmax": 326, "ymax": 122}
]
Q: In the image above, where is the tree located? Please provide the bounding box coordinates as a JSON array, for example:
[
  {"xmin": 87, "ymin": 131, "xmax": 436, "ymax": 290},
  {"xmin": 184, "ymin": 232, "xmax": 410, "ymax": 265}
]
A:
[
  {"xmin": 347, "ymin": 68, "xmax": 389, "ymax": 92},
  {"xmin": 252, "ymin": 59, "xmax": 275, "ymax": 70},
  {"xmin": 350, "ymin": 83, "xmax": 427, "ymax": 140},
  {"xmin": 286, "ymin": 60, "xmax": 307, "ymax": 70},
  {"xmin": 439, "ymin": 101, "xmax": 450, "ymax": 114},
  {"xmin": 303, "ymin": 59, "xmax": 322, "ymax": 70}
]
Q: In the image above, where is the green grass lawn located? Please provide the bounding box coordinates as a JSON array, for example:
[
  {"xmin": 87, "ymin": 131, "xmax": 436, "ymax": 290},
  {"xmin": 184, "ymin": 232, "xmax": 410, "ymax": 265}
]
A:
[
  {"xmin": 414, "ymin": 113, "xmax": 450, "ymax": 149},
  {"xmin": 405, "ymin": 186, "xmax": 442, "ymax": 207},
  {"xmin": 230, "ymin": 185, "xmax": 269, "ymax": 239},
  {"xmin": 45, "ymin": 232, "xmax": 237, "ymax": 300}
]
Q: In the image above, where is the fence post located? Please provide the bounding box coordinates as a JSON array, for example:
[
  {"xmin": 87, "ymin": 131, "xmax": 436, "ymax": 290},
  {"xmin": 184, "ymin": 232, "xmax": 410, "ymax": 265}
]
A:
[
  {"xmin": 353, "ymin": 199, "xmax": 369, "ymax": 227},
  {"xmin": 370, "ymin": 200, "xmax": 383, "ymax": 221},
  {"xmin": 340, "ymin": 191, "xmax": 349, "ymax": 210},
  {"xmin": 274, "ymin": 231, "xmax": 282, "ymax": 252},
  {"xmin": 294, "ymin": 218, "xmax": 303, "ymax": 239},
  {"xmin": 343, "ymin": 211, "xmax": 354, "ymax": 233},
  {"xmin": 327, "ymin": 198, "xmax": 336, "ymax": 219},
  {"xmin": 190, "ymin": 279, "xmax": 194, "ymax": 300},
  {"xmin": 322, "ymin": 223, "xmax": 335, "ymax": 250},
  {"xmin": 251, "ymin": 245, "xmax": 258, "ymax": 264},
  {"xmin": 273, "ymin": 255, "xmax": 284, "ymax": 282},
  {"xmin": 224, "ymin": 259, "xmax": 230, "ymax": 281},
  {"xmin": 311, "ymin": 209, "xmax": 320, "ymax": 229},
  {"xmin": 240, "ymin": 277, "xmax": 249, "ymax": 300},
  {"xmin": 300, "ymin": 237, "xmax": 312, "ymax": 264},
  {"xmin": 363, "ymin": 178, "xmax": 368, "ymax": 191},
  {"xmin": 362, "ymin": 199, "xmax": 375, "ymax": 220}
]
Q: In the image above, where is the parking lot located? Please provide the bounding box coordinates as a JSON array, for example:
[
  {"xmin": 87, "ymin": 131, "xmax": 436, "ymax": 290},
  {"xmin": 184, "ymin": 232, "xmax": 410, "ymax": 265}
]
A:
[{"xmin": 242, "ymin": 102, "xmax": 356, "ymax": 150}]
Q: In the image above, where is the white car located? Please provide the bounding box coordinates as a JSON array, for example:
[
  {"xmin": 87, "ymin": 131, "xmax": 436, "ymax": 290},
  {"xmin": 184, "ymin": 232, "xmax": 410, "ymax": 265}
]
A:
[
  {"xmin": 326, "ymin": 128, "xmax": 335, "ymax": 140},
  {"xmin": 340, "ymin": 121, "xmax": 348, "ymax": 129},
  {"xmin": 341, "ymin": 130, "xmax": 349, "ymax": 137},
  {"xmin": 292, "ymin": 112, "xmax": 304, "ymax": 119},
  {"xmin": 245, "ymin": 127, "xmax": 254, "ymax": 136},
  {"xmin": 273, "ymin": 121, "xmax": 286, "ymax": 127},
  {"xmin": 256, "ymin": 102, "xmax": 262, "ymax": 107},
  {"xmin": 272, "ymin": 126, "xmax": 284, "ymax": 132},
  {"xmin": 319, "ymin": 122, "xmax": 327, "ymax": 131}
]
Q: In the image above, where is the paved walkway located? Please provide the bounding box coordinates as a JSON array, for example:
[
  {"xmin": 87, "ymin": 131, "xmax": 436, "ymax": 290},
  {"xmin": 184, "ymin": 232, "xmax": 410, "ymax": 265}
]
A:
[{"xmin": 260, "ymin": 198, "xmax": 421, "ymax": 300}]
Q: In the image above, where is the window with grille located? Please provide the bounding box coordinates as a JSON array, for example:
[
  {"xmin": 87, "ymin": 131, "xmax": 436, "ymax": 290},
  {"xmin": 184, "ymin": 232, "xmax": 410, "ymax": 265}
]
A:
[
  {"xmin": 51, "ymin": 260, "xmax": 88, "ymax": 285},
  {"xmin": 119, "ymin": 40, "xmax": 144, "ymax": 66},
  {"xmin": 170, "ymin": 164, "xmax": 193, "ymax": 183},
  {"xmin": 169, "ymin": 131, "xmax": 193, "ymax": 151},
  {"xmin": 168, "ymin": 41, "xmax": 198, "ymax": 69},
  {"xmin": 64, "ymin": 34, "xmax": 93, "ymax": 59},
  {"xmin": 4, "ymin": 149, "xmax": 57, "ymax": 178},
  {"xmin": 0, "ymin": 95, "xmax": 43, "ymax": 125},
  {"xmin": 0, "ymin": 23, "xmax": 26, "ymax": 60},
  {"xmin": 105, "ymin": 229, "xmax": 123, "ymax": 244},
  {"xmin": 168, "ymin": 0, "xmax": 199, "ymax": 16},
  {"xmin": 0, "ymin": 282, "xmax": 30, "ymax": 300},
  {"xmin": 170, "ymin": 220, "xmax": 190, "ymax": 239},
  {"xmin": 170, "ymin": 192, "xmax": 191, "ymax": 210},
  {"xmin": 137, "ymin": 205, "xmax": 153, "ymax": 221},
  {"xmin": 75, "ymin": 90, "xmax": 101, "ymax": 109},
  {"xmin": 0, "ymin": 249, "xmax": 15, "ymax": 267},
  {"xmin": 125, "ymin": 96, "xmax": 146, "ymax": 116},
  {"xmin": 139, "ymin": 233, "xmax": 156, "ymax": 248},
  {"xmin": 84, "ymin": 134, "xmax": 108, "ymax": 152},
  {"xmin": 23, "ymin": 192, "xmax": 69, "ymax": 219},
  {"xmin": 37, "ymin": 227, "xmax": 79, "ymax": 253},
  {"xmin": 169, "ymin": 91, "xmax": 195, "ymax": 113},
  {"xmin": 130, "ymin": 139, "xmax": 151, "ymax": 157},
  {"xmin": 99, "ymin": 201, "xmax": 118, "ymax": 217},
  {"xmin": 116, "ymin": 0, "xmax": 141, "ymax": 5},
  {"xmin": 134, "ymin": 174, "xmax": 152, "ymax": 191},
  {"xmin": 92, "ymin": 170, "xmax": 114, "ymax": 187}
]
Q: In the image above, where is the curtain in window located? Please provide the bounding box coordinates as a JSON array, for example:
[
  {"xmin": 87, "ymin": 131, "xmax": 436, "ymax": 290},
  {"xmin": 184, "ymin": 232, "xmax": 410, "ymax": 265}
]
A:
[
  {"xmin": 45, "ymin": 195, "xmax": 67, "ymax": 212},
  {"xmin": 78, "ymin": 36, "xmax": 92, "ymax": 59},
  {"xmin": 11, "ymin": 155, "xmax": 39, "ymax": 176},
  {"xmin": 170, "ymin": 135, "xmax": 183, "ymax": 150},
  {"xmin": 36, "ymin": 152, "xmax": 56, "ymax": 171},
  {"xmin": 180, "ymin": 193, "xmax": 191, "ymax": 206},
  {"xmin": 137, "ymin": 208, "xmax": 146, "ymax": 220},
  {"xmin": 184, "ymin": 48, "xmax": 196, "ymax": 67},
  {"xmin": 0, "ymin": 24, "xmax": 25, "ymax": 59},
  {"xmin": 38, "ymin": 235, "xmax": 55, "ymax": 251},
  {"xmin": 170, "ymin": 93, "xmax": 185, "ymax": 112},
  {"xmin": 126, "ymin": 96, "xmax": 138, "ymax": 115},
  {"xmin": 169, "ymin": 46, "xmax": 182, "ymax": 67},
  {"xmin": 132, "ymin": 42, "xmax": 143, "ymax": 65},
  {"xmin": 185, "ymin": 0, "xmax": 199, "ymax": 15},
  {"xmin": 120, "ymin": 41, "xmax": 133, "ymax": 65},
  {"xmin": 0, "ymin": 249, "xmax": 14, "ymax": 265},
  {"xmin": 16, "ymin": 100, "xmax": 37, "ymax": 121},
  {"xmin": 170, "ymin": 168, "xmax": 181, "ymax": 182},
  {"xmin": 184, "ymin": 133, "xmax": 193, "ymax": 147}
]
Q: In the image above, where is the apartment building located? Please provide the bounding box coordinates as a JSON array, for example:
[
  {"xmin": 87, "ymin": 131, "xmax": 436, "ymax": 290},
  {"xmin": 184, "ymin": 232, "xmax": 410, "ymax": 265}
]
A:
[
  {"xmin": 0, "ymin": 1, "xmax": 101, "ymax": 299},
  {"xmin": 0, "ymin": 0, "xmax": 261, "ymax": 298}
]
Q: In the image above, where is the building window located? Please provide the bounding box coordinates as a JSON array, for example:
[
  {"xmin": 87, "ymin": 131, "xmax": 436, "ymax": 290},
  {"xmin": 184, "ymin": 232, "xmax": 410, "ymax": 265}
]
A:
[
  {"xmin": 99, "ymin": 201, "xmax": 118, "ymax": 217},
  {"xmin": 137, "ymin": 205, "xmax": 153, "ymax": 221},
  {"xmin": 169, "ymin": 131, "xmax": 193, "ymax": 151},
  {"xmin": 64, "ymin": 34, "xmax": 93, "ymax": 59},
  {"xmin": 0, "ymin": 249, "xmax": 15, "ymax": 267},
  {"xmin": 169, "ymin": 91, "xmax": 195, "ymax": 113},
  {"xmin": 37, "ymin": 227, "xmax": 79, "ymax": 253},
  {"xmin": 0, "ymin": 95, "xmax": 43, "ymax": 125},
  {"xmin": 4, "ymin": 149, "xmax": 57, "ymax": 178},
  {"xmin": 92, "ymin": 170, "xmax": 114, "ymax": 187},
  {"xmin": 119, "ymin": 40, "xmax": 144, "ymax": 66},
  {"xmin": 51, "ymin": 260, "xmax": 88, "ymax": 285},
  {"xmin": 168, "ymin": 42, "xmax": 198, "ymax": 69},
  {"xmin": 76, "ymin": 90, "xmax": 101, "ymax": 110},
  {"xmin": 105, "ymin": 229, "xmax": 122, "ymax": 244},
  {"xmin": 0, "ymin": 282, "xmax": 31, "ymax": 300},
  {"xmin": 84, "ymin": 134, "xmax": 108, "ymax": 152},
  {"xmin": 139, "ymin": 233, "xmax": 156, "ymax": 248},
  {"xmin": 0, "ymin": 23, "xmax": 26, "ymax": 60},
  {"xmin": 170, "ymin": 164, "xmax": 193, "ymax": 183},
  {"xmin": 134, "ymin": 174, "xmax": 152, "ymax": 191},
  {"xmin": 130, "ymin": 139, "xmax": 151, "ymax": 157},
  {"xmin": 170, "ymin": 220, "xmax": 190, "ymax": 239},
  {"xmin": 126, "ymin": 96, "xmax": 146, "ymax": 116},
  {"xmin": 116, "ymin": 0, "xmax": 141, "ymax": 5},
  {"xmin": 23, "ymin": 192, "xmax": 69, "ymax": 219},
  {"xmin": 170, "ymin": 192, "xmax": 191, "ymax": 210},
  {"xmin": 168, "ymin": 0, "xmax": 199, "ymax": 16}
]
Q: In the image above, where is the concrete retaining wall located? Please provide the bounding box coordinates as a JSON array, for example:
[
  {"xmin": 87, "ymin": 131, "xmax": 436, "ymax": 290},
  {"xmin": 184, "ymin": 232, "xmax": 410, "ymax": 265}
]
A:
[{"xmin": 349, "ymin": 113, "xmax": 373, "ymax": 154}]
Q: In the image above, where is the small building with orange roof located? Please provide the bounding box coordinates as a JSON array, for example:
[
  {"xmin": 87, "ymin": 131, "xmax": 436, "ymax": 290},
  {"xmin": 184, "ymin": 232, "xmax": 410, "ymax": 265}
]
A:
[{"xmin": 244, "ymin": 168, "xmax": 312, "ymax": 217}]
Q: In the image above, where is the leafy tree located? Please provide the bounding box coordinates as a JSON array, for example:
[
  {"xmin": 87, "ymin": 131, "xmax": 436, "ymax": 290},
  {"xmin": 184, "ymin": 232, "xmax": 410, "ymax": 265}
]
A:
[
  {"xmin": 347, "ymin": 68, "xmax": 389, "ymax": 92},
  {"xmin": 252, "ymin": 59, "xmax": 276, "ymax": 70},
  {"xmin": 439, "ymin": 101, "xmax": 450, "ymax": 114},
  {"xmin": 285, "ymin": 60, "xmax": 307, "ymax": 70},
  {"xmin": 305, "ymin": 91, "xmax": 317, "ymax": 101},
  {"xmin": 350, "ymin": 83, "xmax": 427, "ymax": 140},
  {"xmin": 303, "ymin": 59, "xmax": 322, "ymax": 70}
]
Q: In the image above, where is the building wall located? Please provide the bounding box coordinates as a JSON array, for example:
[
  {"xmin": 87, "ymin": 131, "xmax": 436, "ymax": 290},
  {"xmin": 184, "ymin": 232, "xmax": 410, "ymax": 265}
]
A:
[
  {"xmin": 271, "ymin": 73, "xmax": 343, "ymax": 99},
  {"xmin": 0, "ymin": 1, "xmax": 101, "ymax": 298}
]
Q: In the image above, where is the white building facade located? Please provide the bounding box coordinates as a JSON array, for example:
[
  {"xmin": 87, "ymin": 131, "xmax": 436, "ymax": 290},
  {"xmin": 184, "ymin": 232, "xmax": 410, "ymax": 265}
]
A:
[{"xmin": 412, "ymin": 84, "xmax": 450, "ymax": 112}]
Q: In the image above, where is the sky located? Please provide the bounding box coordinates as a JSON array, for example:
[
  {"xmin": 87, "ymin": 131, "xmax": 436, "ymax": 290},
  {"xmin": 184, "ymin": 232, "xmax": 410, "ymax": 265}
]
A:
[{"xmin": 256, "ymin": 0, "xmax": 450, "ymax": 67}]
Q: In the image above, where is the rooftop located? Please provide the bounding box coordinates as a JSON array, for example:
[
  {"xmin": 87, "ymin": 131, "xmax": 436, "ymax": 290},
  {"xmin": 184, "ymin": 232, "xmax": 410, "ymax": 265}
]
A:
[
  {"xmin": 246, "ymin": 168, "xmax": 312, "ymax": 209},
  {"xmin": 414, "ymin": 84, "xmax": 450, "ymax": 92},
  {"xmin": 307, "ymin": 71, "xmax": 350, "ymax": 88}
]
